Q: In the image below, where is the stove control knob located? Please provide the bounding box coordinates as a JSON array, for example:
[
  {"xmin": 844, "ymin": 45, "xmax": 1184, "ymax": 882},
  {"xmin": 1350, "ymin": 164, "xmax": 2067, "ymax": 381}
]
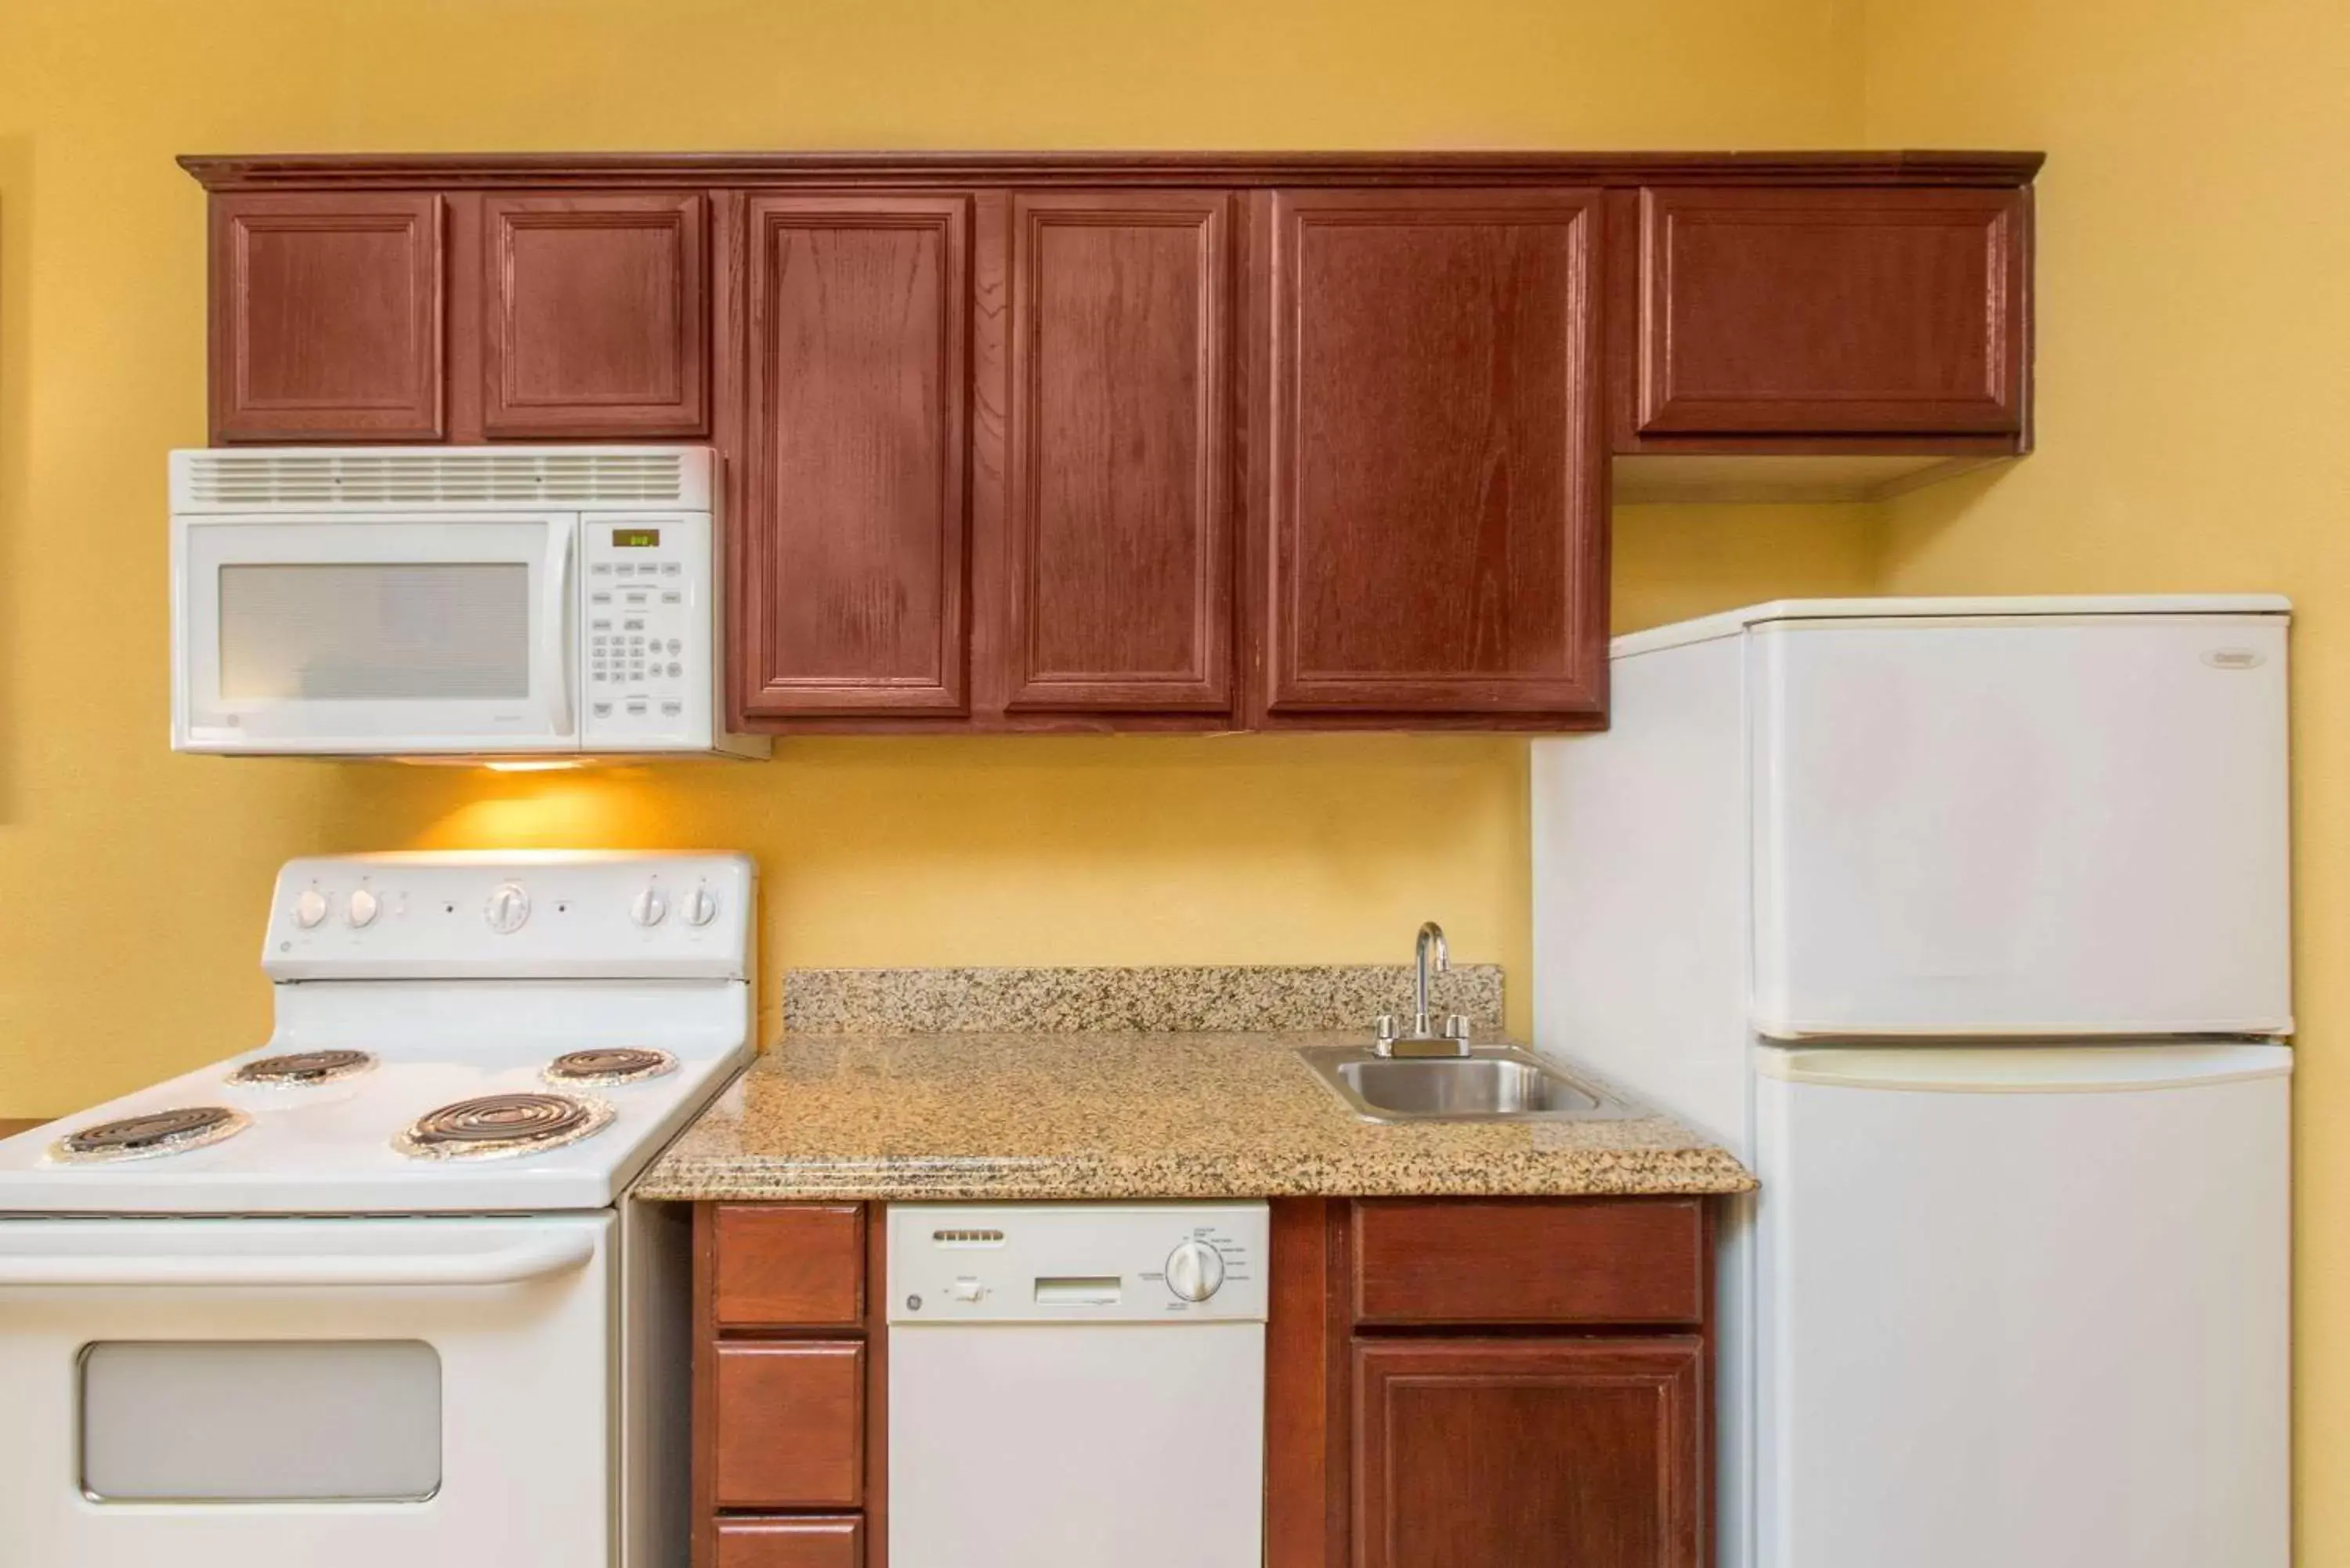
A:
[
  {"xmin": 1165, "ymin": 1239, "xmax": 1227, "ymax": 1302},
  {"xmin": 486, "ymin": 883, "xmax": 531, "ymax": 934},
  {"xmin": 630, "ymin": 887, "xmax": 669, "ymax": 927},
  {"xmin": 682, "ymin": 887, "xmax": 720, "ymax": 927},
  {"xmin": 345, "ymin": 888, "xmax": 380, "ymax": 928},
  {"xmin": 293, "ymin": 889, "xmax": 329, "ymax": 929}
]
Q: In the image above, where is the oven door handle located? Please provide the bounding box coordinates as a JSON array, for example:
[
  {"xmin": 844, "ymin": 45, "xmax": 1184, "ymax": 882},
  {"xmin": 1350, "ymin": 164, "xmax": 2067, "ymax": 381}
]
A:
[{"xmin": 0, "ymin": 1230, "xmax": 598, "ymax": 1288}]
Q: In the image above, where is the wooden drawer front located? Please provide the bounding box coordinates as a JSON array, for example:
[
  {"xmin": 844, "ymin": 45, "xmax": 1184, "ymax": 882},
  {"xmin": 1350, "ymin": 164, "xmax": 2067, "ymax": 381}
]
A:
[
  {"xmin": 1353, "ymin": 1199, "xmax": 1705, "ymax": 1326},
  {"xmin": 713, "ymin": 1204, "xmax": 866, "ymax": 1326},
  {"xmin": 713, "ymin": 1342, "xmax": 866, "ymax": 1508},
  {"xmin": 715, "ymin": 1516, "xmax": 863, "ymax": 1568}
]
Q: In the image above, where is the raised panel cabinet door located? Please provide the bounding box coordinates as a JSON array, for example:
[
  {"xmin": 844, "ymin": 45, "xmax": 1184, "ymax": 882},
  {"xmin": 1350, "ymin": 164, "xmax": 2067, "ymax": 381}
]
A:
[
  {"xmin": 742, "ymin": 195, "xmax": 970, "ymax": 717},
  {"xmin": 715, "ymin": 1517, "xmax": 863, "ymax": 1568},
  {"xmin": 1261, "ymin": 188, "xmax": 1606, "ymax": 719},
  {"xmin": 1636, "ymin": 186, "xmax": 2028, "ymax": 435},
  {"xmin": 482, "ymin": 192, "xmax": 707, "ymax": 436},
  {"xmin": 211, "ymin": 193, "xmax": 444, "ymax": 441},
  {"xmin": 711, "ymin": 1341, "xmax": 866, "ymax": 1508},
  {"xmin": 1007, "ymin": 192, "xmax": 1232, "ymax": 712},
  {"xmin": 1354, "ymin": 1337, "xmax": 1703, "ymax": 1568}
]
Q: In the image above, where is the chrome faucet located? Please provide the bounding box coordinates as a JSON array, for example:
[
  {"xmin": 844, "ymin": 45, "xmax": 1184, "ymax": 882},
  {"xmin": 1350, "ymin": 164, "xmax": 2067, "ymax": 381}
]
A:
[
  {"xmin": 1373, "ymin": 921, "xmax": 1473, "ymax": 1057},
  {"xmin": 1412, "ymin": 920, "xmax": 1448, "ymax": 1040}
]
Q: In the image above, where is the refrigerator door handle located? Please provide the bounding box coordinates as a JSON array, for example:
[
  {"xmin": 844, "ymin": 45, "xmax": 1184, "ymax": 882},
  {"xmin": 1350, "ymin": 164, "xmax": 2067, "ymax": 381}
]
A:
[{"xmin": 1755, "ymin": 1042, "xmax": 2293, "ymax": 1093}]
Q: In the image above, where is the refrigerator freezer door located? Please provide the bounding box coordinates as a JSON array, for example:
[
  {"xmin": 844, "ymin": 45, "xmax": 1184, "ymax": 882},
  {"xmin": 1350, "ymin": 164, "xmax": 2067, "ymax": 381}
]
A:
[
  {"xmin": 1751, "ymin": 613, "xmax": 2291, "ymax": 1036},
  {"xmin": 1752, "ymin": 1043, "xmax": 2289, "ymax": 1568}
]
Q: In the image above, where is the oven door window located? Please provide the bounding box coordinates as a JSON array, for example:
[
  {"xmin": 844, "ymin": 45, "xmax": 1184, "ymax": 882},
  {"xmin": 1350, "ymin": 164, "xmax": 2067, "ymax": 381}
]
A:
[{"xmin": 81, "ymin": 1341, "xmax": 442, "ymax": 1503}]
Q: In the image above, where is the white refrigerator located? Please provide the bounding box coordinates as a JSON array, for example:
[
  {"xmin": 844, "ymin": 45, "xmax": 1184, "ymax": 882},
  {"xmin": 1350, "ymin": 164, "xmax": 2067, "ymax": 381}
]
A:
[{"xmin": 1531, "ymin": 596, "xmax": 2291, "ymax": 1568}]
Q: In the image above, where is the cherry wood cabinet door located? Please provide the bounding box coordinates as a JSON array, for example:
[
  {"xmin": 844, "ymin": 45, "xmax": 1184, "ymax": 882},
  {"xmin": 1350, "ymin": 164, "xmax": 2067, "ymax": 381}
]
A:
[
  {"xmin": 1257, "ymin": 188, "xmax": 1606, "ymax": 722},
  {"xmin": 1353, "ymin": 1337, "xmax": 1703, "ymax": 1568},
  {"xmin": 210, "ymin": 193, "xmax": 443, "ymax": 442},
  {"xmin": 1635, "ymin": 186, "xmax": 2028, "ymax": 436},
  {"xmin": 1004, "ymin": 192, "xmax": 1233, "ymax": 714},
  {"xmin": 714, "ymin": 1517, "xmax": 863, "ymax": 1568},
  {"xmin": 482, "ymin": 192, "xmax": 707, "ymax": 437},
  {"xmin": 711, "ymin": 1341, "xmax": 866, "ymax": 1508},
  {"xmin": 739, "ymin": 195, "xmax": 970, "ymax": 719}
]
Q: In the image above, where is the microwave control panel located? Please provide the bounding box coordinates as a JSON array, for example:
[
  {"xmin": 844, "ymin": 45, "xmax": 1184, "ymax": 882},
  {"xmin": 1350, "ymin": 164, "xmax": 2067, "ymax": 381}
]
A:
[{"xmin": 580, "ymin": 514, "xmax": 713, "ymax": 747}]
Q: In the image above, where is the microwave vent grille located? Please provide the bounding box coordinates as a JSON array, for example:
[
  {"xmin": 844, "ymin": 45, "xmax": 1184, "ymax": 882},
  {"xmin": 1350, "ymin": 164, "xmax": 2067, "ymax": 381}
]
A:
[{"xmin": 179, "ymin": 450, "xmax": 695, "ymax": 509}]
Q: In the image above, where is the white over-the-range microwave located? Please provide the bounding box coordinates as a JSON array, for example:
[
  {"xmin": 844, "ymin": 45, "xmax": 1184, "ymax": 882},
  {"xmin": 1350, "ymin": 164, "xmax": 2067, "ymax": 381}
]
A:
[{"xmin": 170, "ymin": 446, "xmax": 766, "ymax": 760}]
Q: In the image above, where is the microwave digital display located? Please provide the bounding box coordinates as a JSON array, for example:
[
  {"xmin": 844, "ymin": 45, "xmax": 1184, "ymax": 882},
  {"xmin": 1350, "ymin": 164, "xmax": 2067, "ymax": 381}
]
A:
[{"xmin": 613, "ymin": 529, "xmax": 661, "ymax": 548}]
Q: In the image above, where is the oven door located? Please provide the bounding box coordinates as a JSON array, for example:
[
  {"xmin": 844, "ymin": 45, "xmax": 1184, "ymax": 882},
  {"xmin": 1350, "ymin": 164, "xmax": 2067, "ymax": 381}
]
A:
[
  {"xmin": 174, "ymin": 512, "xmax": 579, "ymax": 753},
  {"xmin": 0, "ymin": 1214, "xmax": 615, "ymax": 1568}
]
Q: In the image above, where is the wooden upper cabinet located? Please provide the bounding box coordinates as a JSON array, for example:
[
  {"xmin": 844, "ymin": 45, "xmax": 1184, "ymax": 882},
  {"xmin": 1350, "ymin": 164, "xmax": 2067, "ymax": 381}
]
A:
[
  {"xmin": 211, "ymin": 193, "xmax": 444, "ymax": 442},
  {"xmin": 482, "ymin": 193, "xmax": 707, "ymax": 437},
  {"xmin": 1258, "ymin": 188, "xmax": 1607, "ymax": 722},
  {"xmin": 1006, "ymin": 192, "xmax": 1233, "ymax": 714},
  {"xmin": 739, "ymin": 194, "xmax": 971, "ymax": 718},
  {"xmin": 1634, "ymin": 186, "xmax": 2029, "ymax": 437},
  {"xmin": 1354, "ymin": 1337, "xmax": 1704, "ymax": 1568}
]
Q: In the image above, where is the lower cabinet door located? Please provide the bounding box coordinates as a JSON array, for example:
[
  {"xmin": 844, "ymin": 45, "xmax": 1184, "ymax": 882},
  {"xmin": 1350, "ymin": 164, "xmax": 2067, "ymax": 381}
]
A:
[
  {"xmin": 715, "ymin": 1516, "xmax": 863, "ymax": 1568},
  {"xmin": 1352, "ymin": 1336, "xmax": 1703, "ymax": 1568}
]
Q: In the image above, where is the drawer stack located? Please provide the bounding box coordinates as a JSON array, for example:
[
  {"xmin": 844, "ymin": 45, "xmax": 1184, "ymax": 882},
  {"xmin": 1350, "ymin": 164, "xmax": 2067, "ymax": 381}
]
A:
[{"xmin": 696, "ymin": 1204, "xmax": 879, "ymax": 1568}]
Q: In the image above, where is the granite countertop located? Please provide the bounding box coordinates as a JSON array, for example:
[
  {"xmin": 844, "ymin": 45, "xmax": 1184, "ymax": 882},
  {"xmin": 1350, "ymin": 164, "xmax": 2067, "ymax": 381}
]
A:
[
  {"xmin": 635, "ymin": 965, "xmax": 1751, "ymax": 1202},
  {"xmin": 634, "ymin": 1038, "xmax": 1750, "ymax": 1204}
]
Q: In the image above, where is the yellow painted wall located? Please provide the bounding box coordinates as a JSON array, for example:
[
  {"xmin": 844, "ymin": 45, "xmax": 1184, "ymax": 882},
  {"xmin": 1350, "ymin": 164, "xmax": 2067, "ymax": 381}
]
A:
[
  {"xmin": 0, "ymin": 0, "xmax": 1882, "ymax": 1118},
  {"xmin": 1860, "ymin": 0, "xmax": 2344, "ymax": 1555}
]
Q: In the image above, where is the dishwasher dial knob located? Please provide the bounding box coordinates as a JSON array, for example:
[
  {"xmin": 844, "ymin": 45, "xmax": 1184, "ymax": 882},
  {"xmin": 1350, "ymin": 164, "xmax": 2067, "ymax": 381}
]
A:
[
  {"xmin": 682, "ymin": 886, "xmax": 721, "ymax": 927},
  {"xmin": 293, "ymin": 889, "xmax": 329, "ymax": 929},
  {"xmin": 486, "ymin": 883, "xmax": 531, "ymax": 934},
  {"xmin": 1165, "ymin": 1239, "xmax": 1227, "ymax": 1302},
  {"xmin": 629, "ymin": 887, "xmax": 668, "ymax": 927},
  {"xmin": 345, "ymin": 888, "xmax": 380, "ymax": 928}
]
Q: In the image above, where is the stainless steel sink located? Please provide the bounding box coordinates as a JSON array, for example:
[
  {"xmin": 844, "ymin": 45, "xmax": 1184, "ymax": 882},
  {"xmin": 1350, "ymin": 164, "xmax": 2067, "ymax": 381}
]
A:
[{"xmin": 1296, "ymin": 1044, "xmax": 1648, "ymax": 1124}]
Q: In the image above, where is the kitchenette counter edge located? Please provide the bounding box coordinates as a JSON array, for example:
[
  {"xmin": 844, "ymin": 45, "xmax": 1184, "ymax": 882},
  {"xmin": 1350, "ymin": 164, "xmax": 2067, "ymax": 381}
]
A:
[{"xmin": 632, "ymin": 1031, "xmax": 1753, "ymax": 1201}]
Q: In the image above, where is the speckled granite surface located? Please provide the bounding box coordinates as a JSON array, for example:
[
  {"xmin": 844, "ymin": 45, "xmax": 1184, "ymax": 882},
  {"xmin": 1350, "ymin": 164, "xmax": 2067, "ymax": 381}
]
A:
[
  {"xmin": 781, "ymin": 964, "xmax": 1506, "ymax": 1036},
  {"xmin": 634, "ymin": 1031, "xmax": 1752, "ymax": 1201}
]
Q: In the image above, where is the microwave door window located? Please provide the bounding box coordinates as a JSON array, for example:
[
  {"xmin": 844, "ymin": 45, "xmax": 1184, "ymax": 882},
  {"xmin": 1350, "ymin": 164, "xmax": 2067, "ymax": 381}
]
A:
[{"xmin": 218, "ymin": 563, "xmax": 532, "ymax": 703}]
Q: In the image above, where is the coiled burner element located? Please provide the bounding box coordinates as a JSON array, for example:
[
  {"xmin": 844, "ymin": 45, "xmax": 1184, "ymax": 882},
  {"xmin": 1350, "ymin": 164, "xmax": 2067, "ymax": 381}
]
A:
[
  {"xmin": 544, "ymin": 1048, "xmax": 678, "ymax": 1086},
  {"xmin": 230, "ymin": 1050, "xmax": 377, "ymax": 1087},
  {"xmin": 394, "ymin": 1093, "xmax": 614, "ymax": 1161},
  {"xmin": 50, "ymin": 1106, "xmax": 251, "ymax": 1164}
]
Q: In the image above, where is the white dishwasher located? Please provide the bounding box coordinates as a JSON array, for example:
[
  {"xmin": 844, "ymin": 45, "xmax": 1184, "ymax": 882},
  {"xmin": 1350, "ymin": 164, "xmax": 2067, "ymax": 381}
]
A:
[{"xmin": 888, "ymin": 1202, "xmax": 1269, "ymax": 1568}]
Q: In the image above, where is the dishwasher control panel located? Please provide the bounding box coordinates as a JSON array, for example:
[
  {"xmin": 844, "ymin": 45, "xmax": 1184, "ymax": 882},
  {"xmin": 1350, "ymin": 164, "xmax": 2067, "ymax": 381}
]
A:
[{"xmin": 888, "ymin": 1203, "xmax": 1269, "ymax": 1323}]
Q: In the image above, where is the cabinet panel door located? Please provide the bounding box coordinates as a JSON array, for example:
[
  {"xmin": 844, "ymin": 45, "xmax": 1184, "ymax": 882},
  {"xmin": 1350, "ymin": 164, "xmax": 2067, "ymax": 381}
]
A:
[
  {"xmin": 483, "ymin": 192, "xmax": 707, "ymax": 436},
  {"xmin": 712, "ymin": 1204, "xmax": 866, "ymax": 1328},
  {"xmin": 211, "ymin": 193, "xmax": 443, "ymax": 441},
  {"xmin": 715, "ymin": 1517, "xmax": 863, "ymax": 1568},
  {"xmin": 1354, "ymin": 1337, "xmax": 1702, "ymax": 1568},
  {"xmin": 1262, "ymin": 188, "xmax": 1605, "ymax": 719},
  {"xmin": 1637, "ymin": 186, "xmax": 2027, "ymax": 435},
  {"xmin": 741, "ymin": 196, "xmax": 969, "ymax": 717},
  {"xmin": 1007, "ymin": 192, "xmax": 1232, "ymax": 712},
  {"xmin": 711, "ymin": 1341, "xmax": 866, "ymax": 1508}
]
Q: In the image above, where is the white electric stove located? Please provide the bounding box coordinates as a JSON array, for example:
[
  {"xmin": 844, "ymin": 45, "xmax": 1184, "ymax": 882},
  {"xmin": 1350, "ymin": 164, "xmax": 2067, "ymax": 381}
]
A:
[{"xmin": 0, "ymin": 851, "xmax": 755, "ymax": 1568}]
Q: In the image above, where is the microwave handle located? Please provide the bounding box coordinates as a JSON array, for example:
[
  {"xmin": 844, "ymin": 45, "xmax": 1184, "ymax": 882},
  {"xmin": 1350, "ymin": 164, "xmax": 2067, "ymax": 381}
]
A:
[{"xmin": 540, "ymin": 522, "xmax": 577, "ymax": 736}]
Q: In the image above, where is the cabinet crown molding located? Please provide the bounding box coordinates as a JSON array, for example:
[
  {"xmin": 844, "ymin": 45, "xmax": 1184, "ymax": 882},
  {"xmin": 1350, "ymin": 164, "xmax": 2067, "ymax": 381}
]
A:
[{"xmin": 179, "ymin": 149, "xmax": 2044, "ymax": 192}]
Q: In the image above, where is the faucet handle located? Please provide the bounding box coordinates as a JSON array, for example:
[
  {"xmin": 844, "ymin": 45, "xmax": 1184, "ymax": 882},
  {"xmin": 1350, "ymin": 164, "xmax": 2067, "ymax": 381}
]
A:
[
  {"xmin": 1444, "ymin": 1013, "xmax": 1473, "ymax": 1043},
  {"xmin": 1374, "ymin": 1013, "xmax": 1400, "ymax": 1055}
]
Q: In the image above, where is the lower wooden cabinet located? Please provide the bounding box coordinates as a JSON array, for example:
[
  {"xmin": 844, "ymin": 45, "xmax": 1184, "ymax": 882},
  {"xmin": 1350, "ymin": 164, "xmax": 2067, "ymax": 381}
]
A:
[
  {"xmin": 715, "ymin": 1517, "xmax": 864, "ymax": 1568},
  {"xmin": 1353, "ymin": 1337, "xmax": 1703, "ymax": 1568},
  {"xmin": 711, "ymin": 1342, "xmax": 866, "ymax": 1508},
  {"xmin": 698, "ymin": 1196, "xmax": 1715, "ymax": 1568}
]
